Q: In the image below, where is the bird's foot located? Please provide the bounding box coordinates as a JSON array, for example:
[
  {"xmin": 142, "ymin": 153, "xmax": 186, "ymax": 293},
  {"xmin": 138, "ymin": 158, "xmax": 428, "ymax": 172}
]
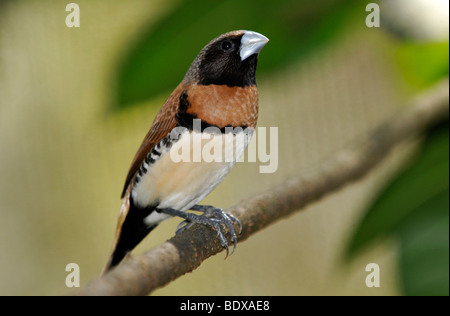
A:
[{"xmin": 162, "ymin": 206, "xmax": 241, "ymax": 257}]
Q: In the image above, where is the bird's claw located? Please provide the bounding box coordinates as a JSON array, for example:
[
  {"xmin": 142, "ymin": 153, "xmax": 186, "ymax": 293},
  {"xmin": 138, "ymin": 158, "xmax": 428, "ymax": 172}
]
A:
[{"xmin": 176, "ymin": 205, "xmax": 242, "ymax": 257}]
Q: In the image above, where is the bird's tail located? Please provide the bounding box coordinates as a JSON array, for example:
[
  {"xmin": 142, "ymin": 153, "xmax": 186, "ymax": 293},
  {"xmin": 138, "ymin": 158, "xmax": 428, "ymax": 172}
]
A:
[
  {"xmin": 102, "ymin": 191, "xmax": 157, "ymax": 274},
  {"xmin": 102, "ymin": 224, "xmax": 156, "ymax": 274}
]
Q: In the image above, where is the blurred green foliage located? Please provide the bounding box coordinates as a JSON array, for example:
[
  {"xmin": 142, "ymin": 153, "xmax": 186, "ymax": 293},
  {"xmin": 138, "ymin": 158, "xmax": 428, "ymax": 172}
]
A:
[
  {"xmin": 347, "ymin": 122, "xmax": 449, "ymax": 296},
  {"xmin": 396, "ymin": 41, "xmax": 449, "ymax": 90},
  {"xmin": 115, "ymin": 0, "xmax": 361, "ymax": 109},
  {"xmin": 399, "ymin": 186, "xmax": 449, "ymax": 296},
  {"xmin": 347, "ymin": 16, "xmax": 449, "ymax": 295}
]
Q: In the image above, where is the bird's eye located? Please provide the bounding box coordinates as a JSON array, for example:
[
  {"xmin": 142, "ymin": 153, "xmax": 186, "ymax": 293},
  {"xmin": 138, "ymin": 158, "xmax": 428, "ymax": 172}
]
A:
[{"xmin": 221, "ymin": 40, "xmax": 233, "ymax": 52}]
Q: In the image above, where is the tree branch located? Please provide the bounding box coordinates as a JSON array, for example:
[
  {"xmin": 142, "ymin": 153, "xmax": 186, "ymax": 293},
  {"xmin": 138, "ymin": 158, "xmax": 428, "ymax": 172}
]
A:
[{"xmin": 76, "ymin": 78, "xmax": 449, "ymax": 296}]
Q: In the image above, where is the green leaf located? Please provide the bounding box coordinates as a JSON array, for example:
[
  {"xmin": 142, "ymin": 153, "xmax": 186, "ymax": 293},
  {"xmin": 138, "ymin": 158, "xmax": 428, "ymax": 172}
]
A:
[
  {"xmin": 346, "ymin": 122, "xmax": 449, "ymax": 295},
  {"xmin": 395, "ymin": 41, "xmax": 450, "ymax": 90},
  {"xmin": 347, "ymin": 123, "xmax": 449, "ymax": 257},
  {"xmin": 114, "ymin": 0, "xmax": 360, "ymax": 109},
  {"xmin": 398, "ymin": 189, "xmax": 449, "ymax": 296}
]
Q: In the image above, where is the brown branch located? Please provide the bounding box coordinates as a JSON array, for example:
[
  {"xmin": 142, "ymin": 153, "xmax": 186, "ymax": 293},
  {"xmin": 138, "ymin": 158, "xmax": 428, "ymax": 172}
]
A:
[{"xmin": 75, "ymin": 78, "xmax": 449, "ymax": 296}]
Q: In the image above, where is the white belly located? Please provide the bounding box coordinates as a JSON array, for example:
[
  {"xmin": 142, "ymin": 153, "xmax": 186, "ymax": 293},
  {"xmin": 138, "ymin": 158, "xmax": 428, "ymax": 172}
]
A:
[{"xmin": 131, "ymin": 128, "xmax": 254, "ymax": 226}]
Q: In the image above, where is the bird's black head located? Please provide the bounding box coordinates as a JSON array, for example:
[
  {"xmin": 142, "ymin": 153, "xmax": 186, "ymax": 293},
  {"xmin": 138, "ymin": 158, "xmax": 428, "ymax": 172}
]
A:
[{"xmin": 183, "ymin": 30, "xmax": 269, "ymax": 88}]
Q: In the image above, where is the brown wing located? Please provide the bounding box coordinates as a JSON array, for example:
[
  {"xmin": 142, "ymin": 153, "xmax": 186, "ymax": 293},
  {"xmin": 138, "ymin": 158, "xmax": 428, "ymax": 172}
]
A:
[
  {"xmin": 104, "ymin": 84, "xmax": 186, "ymax": 273},
  {"xmin": 120, "ymin": 83, "xmax": 187, "ymax": 198}
]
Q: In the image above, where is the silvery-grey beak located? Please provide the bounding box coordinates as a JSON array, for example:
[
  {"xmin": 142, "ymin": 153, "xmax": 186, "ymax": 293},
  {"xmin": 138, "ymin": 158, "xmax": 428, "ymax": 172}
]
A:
[{"xmin": 240, "ymin": 31, "xmax": 269, "ymax": 61}]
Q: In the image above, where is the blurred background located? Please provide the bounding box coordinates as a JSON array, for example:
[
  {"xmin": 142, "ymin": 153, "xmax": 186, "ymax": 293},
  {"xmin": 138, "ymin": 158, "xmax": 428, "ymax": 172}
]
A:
[{"xmin": 0, "ymin": 0, "xmax": 448, "ymax": 295}]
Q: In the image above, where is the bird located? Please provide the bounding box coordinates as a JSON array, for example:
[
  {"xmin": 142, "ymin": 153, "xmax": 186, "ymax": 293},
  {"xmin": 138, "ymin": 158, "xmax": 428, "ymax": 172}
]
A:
[{"xmin": 104, "ymin": 30, "xmax": 269, "ymax": 272}]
